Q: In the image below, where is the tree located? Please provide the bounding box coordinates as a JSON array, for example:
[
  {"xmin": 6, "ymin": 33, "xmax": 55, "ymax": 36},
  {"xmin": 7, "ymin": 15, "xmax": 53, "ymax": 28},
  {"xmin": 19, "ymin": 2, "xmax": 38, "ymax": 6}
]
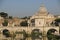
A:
[
  {"xmin": 55, "ymin": 18, "xmax": 60, "ymax": 26},
  {"xmin": 9, "ymin": 16, "xmax": 13, "ymax": 19},
  {"xmin": 2, "ymin": 20, "xmax": 8, "ymax": 26},
  {"xmin": 51, "ymin": 18, "xmax": 60, "ymax": 26},
  {"xmin": 22, "ymin": 30, "xmax": 27, "ymax": 40},
  {"xmin": 31, "ymin": 29, "xmax": 42, "ymax": 40},
  {"xmin": 21, "ymin": 16, "xmax": 27, "ymax": 19},
  {"xmin": 20, "ymin": 21, "xmax": 28, "ymax": 26},
  {"xmin": 0, "ymin": 12, "xmax": 8, "ymax": 18},
  {"xmin": 21, "ymin": 16, "xmax": 31, "ymax": 19},
  {"xmin": 47, "ymin": 29, "xmax": 57, "ymax": 40},
  {"xmin": 10, "ymin": 31, "xmax": 16, "ymax": 40},
  {"xmin": 15, "ymin": 30, "xmax": 27, "ymax": 40},
  {"xmin": 3, "ymin": 29, "xmax": 10, "ymax": 37}
]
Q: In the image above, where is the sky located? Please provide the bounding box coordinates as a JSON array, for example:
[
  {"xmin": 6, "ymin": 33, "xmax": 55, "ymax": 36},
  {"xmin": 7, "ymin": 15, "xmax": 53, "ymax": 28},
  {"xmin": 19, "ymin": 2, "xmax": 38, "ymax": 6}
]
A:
[{"xmin": 0, "ymin": 0, "xmax": 60, "ymax": 17}]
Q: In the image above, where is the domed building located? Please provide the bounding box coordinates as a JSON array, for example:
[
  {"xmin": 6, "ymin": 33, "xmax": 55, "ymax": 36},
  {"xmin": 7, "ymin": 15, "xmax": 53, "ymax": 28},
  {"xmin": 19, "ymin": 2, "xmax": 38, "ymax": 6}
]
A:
[
  {"xmin": 27, "ymin": 5, "xmax": 59, "ymax": 40},
  {"xmin": 28, "ymin": 5, "xmax": 56, "ymax": 27},
  {"xmin": 0, "ymin": 5, "xmax": 59, "ymax": 40}
]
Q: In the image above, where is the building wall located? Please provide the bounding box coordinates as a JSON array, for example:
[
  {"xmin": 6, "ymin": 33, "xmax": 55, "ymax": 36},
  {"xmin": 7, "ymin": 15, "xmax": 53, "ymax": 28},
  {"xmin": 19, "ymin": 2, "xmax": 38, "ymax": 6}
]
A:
[{"xmin": 0, "ymin": 27, "xmax": 59, "ymax": 35}]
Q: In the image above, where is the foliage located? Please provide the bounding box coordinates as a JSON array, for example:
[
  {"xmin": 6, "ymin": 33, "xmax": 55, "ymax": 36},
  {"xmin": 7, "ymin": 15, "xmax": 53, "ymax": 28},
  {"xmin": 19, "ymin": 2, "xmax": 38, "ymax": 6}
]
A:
[
  {"xmin": 10, "ymin": 32, "xmax": 16, "ymax": 40},
  {"xmin": 55, "ymin": 18, "xmax": 60, "ymax": 26},
  {"xmin": 51, "ymin": 18, "xmax": 60, "ymax": 26},
  {"xmin": 20, "ymin": 21, "xmax": 28, "ymax": 26},
  {"xmin": 9, "ymin": 16, "xmax": 13, "ymax": 19},
  {"xmin": 47, "ymin": 29, "xmax": 58, "ymax": 40},
  {"xmin": 0, "ymin": 12, "xmax": 8, "ymax": 18},
  {"xmin": 15, "ymin": 30, "xmax": 28, "ymax": 40},
  {"xmin": 31, "ymin": 29, "xmax": 42, "ymax": 40},
  {"xmin": 2, "ymin": 20, "xmax": 8, "ymax": 26},
  {"xmin": 54, "ymin": 35, "xmax": 60, "ymax": 40},
  {"xmin": 22, "ymin": 30, "xmax": 27, "ymax": 40},
  {"xmin": 21, "ymin": 16, "xmax": 27, "ymax": 19},
  {"xmin": 3, "ymin": 29, "xmax": 10, "ymax": 37},
  {"xmin": 21, "ymin": 16, "xmax": 31, "ymax": 19},
  {"xmin": 55, "ymin": 18, "xmax": 60, "ymax": 22}
]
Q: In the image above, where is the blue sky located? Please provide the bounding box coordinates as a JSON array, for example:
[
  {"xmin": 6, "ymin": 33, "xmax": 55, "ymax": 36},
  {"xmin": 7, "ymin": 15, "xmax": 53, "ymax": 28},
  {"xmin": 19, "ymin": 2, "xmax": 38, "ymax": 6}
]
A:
[{"xmin": 0, "ymin": 0, "xmax": 60, "ymax": 17}]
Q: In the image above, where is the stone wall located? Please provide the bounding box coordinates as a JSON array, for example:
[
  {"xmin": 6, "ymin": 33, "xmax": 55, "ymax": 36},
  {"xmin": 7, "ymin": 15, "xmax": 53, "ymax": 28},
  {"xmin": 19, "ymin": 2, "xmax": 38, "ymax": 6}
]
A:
[{"xmin": 0, "ymin": 26, "xmax": 59, "ymax": 40}]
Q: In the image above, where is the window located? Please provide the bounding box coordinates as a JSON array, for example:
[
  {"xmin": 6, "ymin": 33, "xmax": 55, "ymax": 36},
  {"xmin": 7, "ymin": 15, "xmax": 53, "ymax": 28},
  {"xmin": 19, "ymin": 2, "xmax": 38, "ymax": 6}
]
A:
[{"xmin": 31, "ymin": 19, "xmax": 35, "ymax": 26}]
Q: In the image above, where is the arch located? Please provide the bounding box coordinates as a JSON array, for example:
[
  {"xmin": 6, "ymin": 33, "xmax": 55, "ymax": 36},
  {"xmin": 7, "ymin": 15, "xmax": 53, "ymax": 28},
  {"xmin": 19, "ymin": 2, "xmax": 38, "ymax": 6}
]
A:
[
  {"xmin": 51, "ymin": 18, "xmax": 60, "ymax": 26},
  {"xmin": 15, "ymin": 30, "xmax": 27, "ymax": 40},
  {"xmin": 32, "ymin": 29, "xmax": 39, "ymax": 31},
  {"xmin": 47, "ymin": 29, "xmax": 57, "ymax": 34},
  {"xmin": 47, "ymin": 29, "xmax": 57, "ymax": 40},
  {"xmin": 32, "ymin": 29, "xmax": 42, "ymax": 34},
  {"xmin": 31, "ymin": 29, "xmax": 42, "ymax": 40},
  {"xmin": 3, "ymin": 29, "xmax": 10, "ymax": 37}
]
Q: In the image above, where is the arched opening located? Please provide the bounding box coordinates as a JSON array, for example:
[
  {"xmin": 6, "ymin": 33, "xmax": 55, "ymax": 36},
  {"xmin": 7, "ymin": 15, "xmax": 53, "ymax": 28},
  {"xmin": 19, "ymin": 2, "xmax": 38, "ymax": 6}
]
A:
[
  {"xmin": 15, "ymin": 30, "xmax": 27, "ymax": 40},
  {"xmin": 31, "ymin": 29, "xmax": 42, "ymax": 40},
  {"xmin": 47, "ymin": 29, "xmax": 57, "ymax": 40},
  {"xmin": 3, "ymin": 29, "xmax": 10, "ymax": 37}
]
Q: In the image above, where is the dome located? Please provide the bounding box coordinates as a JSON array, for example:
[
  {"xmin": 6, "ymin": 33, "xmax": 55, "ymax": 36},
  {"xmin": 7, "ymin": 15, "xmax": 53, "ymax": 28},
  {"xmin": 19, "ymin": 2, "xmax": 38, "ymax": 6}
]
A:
[
  {"xmin": 39, "ymin": 4, "xmax": 47, "ymax": 13},
  {"xmin": 37, "ymin": 4, "xmax": 48, "ymax": 16}
]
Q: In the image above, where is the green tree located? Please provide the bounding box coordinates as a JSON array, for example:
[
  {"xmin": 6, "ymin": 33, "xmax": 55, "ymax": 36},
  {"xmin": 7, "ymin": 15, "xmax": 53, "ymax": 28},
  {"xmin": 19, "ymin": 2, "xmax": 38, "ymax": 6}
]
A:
[
  {"xmin": 2, "ymin": 20, "xmax": 8, "ymax": 26},
  {"xmin": 31, "ymin": 29, "xmax": 42, "ymax": 40},
  {"xmin": 3, "ymin": 29, "xmax": 10, "ymax": 37},
  {"xmin": 9, "ymin": 16, "xmax": 13, "ymax": 19},
  {"xmin": 51, "ymin": 18, "xmax": 60, "ymax": 26},
  {"xmin": 21, "ymin": 16, "xmax": 31, "ymax": 19},
  {"xmin": 54, "ymin": 18, "xmax": 60, "ymax": 26},
  {"xmin": 22, "ymin": 30, "xmax": 27, "ymax": 40},
  {"xmin": 0, "ymin": 12, "xmax": 8, "ymax": 18},
  {"xmin": 15, "ymin": 30, "xmax": 27, "ymax": 40},
  {"xmin": 55, "ymin": 35, "xmax": 60, "ymax": 40},
  {"xmin": 51, "ymin": 18, "xmax": 60, "ymax": 34},
  {"xmin": 11, "ymin": 32, "xmax": 16, "ymax": 40},
  {"xmin": 20, "ymin": 21, "xmax": 28, "ymax": 26},
  {"xmin": 21, "ymin": 16, "xmax": 27, "ymax": 19},
  {"xmin": 47, "ymin": 29, "xmax": 57, "ymax": 40}
]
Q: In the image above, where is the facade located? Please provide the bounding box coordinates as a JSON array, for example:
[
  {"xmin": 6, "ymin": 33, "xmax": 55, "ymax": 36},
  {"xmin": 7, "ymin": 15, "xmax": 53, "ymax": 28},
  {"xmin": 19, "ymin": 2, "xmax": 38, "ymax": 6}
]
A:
[
  {"xmin": 28, "ymin": 5, "xmax": 55, "ymax": 27},
  {"xmin": 0, "ymin": 5, "xmax": 60, "ymax": 40}
]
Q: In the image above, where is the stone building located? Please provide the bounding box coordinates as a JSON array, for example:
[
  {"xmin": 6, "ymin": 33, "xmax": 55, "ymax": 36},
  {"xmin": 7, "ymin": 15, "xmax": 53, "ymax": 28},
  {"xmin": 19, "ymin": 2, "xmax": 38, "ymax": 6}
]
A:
[
  {"xmin": 28, "ymin": 5, "xmax": 56, "ymax": 27},
  {"xmin": 0, "ymin": 5, "xmax": 60, "ymax": 40}
]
